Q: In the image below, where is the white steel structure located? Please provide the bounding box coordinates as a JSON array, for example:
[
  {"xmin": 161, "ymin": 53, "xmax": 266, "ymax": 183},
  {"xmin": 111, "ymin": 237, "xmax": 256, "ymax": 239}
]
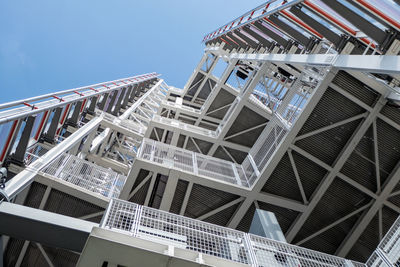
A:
[{"xmin": 1, "ymin": 1, "xmax": 400, "ymax": 266}]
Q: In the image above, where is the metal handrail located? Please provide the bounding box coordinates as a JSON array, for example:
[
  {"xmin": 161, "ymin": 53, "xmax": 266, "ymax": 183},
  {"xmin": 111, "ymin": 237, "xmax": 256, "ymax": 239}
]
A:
[
  {"xmin": 0, "ymin": 73, "xmax": 160, "ymax": 124},
  {"xmin": 202, "ymin": 0, "xmax": 303, "ymax": 42},
  {"xmin": 102, "ymin": 198, "xmax": 365, "ymax": 267}
]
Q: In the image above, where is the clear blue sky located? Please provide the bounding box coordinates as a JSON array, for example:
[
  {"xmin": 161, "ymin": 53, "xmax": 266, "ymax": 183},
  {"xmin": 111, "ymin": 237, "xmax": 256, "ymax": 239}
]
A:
[{"xmin": 0, "ymin": 0, "xmax": 263, "ymax": 103}]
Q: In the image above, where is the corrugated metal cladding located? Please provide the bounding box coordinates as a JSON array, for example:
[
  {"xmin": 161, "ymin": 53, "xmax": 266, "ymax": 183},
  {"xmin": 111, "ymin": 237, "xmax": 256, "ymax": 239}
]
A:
[
  {"xmin": 332, "ymin": 71, "xmax": 380, "ymax": 107},
  {"xmin": 4, "ymin": 182, "xmax": 86, "ymax": 267},
  {"xmin": 169, "ymin": 179, "xmax": 188, "ymax": 214},
  {"xmin": 21, "ymin": 242, "xmax": 78, "ymax": 267},
  {"xmin": 129, "ymin": 169, "xmax": 152, "ymax": 205},
  {"xmin": 24, "ymin": 182, "xmax": 47, "ymax": 208},
  {"xmin": 252, "ymin": 70, "xmax": 400, "ymax": 262},
  {"xmin": 43, "ymin": 189, "xmax": 103, "ymax": 218},
  {"xmin": 262, "ymin": 152, "xmax": 322, "ymax": 202},
  {"xmin": 184, "ymin": 184, "xmax": 239, "ymax": 220},
  {"xmin": 225, "ymin": 106, "xmax": 269, "ymax": 147}
]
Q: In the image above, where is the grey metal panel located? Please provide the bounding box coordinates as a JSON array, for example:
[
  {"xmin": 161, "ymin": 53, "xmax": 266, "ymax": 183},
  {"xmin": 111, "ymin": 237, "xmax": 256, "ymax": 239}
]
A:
[
  {"xmin": 242, "ymin": 26, "xmax": 272, "ymax": 49},
  {"xmin": 226, "ymin": 32, "xmax": 248, "ymax": 50},
  {"xmin": 0, "ymin": 202, "xmax": 96, "ymax": 252},
  {"xmin": 268, "ymin": 15, "xmax": 310, "ymax": 46},
  {"xmin": 97, "ymin": 92, "xmax": 108, "ymax": 110},
  {"xmin": 290, "ymin": 5, "xmax": 342, "ymax": 46},
  {"xmin": 112, "ymin": 87, "xmax": 126, "ymax": 116},
  {"xmin": 234, "ymin": 29, "xmax": 258, "ymax": 49},
  {"xmin": 43, "ymin": 107, "xmax": 62, "ymax": 142},
  {"xmin": 254, "ymin": 20, "xmax": 289, "ymax": 48},
  {"xmin": 10, "ymin": 116, "xmax": 35, "ymax": 165},
  {"xmin": 67, "ymin": 101, "xmax": 83, "ymax": 127},
  {"xmin": 320, "ymin": 0, "xmax": 387, "ymax": 45},
  {"xmin": 106, "ymin": 91, "xmax": 118, "ymax": 114}
]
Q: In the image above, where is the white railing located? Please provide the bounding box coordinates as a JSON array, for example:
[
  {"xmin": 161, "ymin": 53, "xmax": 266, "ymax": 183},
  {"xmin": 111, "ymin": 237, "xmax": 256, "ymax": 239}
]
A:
[
  {"xmin": 152, "ymin": 115, "xmax": 218, "ymax": 138},
  {"xmin": 40, "ymin": 153, "xmax": 126, "ymax": 198},
  {"xmin": 24, "ymin": 143, "xmax": 49, "ymax": 166},
  {"xmin": 366, "ymin": 216, "xmax": 400, "ymax": 266},
  {"xmin": 101, "ymin": 199, "xmax": 364, "ymax": 267},
  {"xmin": 137, "ymin": 138, "xmax": 252, "ymax": 187}
]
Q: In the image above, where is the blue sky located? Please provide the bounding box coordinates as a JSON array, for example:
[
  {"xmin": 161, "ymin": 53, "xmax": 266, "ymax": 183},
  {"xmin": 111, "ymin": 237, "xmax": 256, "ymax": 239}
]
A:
[{"xmin": 0, "ymin": 0, "xmax": 263, "ymax": 103}]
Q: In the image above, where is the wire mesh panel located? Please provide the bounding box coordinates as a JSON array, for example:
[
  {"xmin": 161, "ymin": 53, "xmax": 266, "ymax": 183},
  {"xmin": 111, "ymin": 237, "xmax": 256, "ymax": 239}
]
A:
[
  {"xmin": 138, "ymin": 139, "xmax": 249, "ymax": 187},
  {"xmin": 101, "ymin": 199, "xmax": 142, "ymax": 235},
  {"xmin": 378, "ymin": 216, "xmax": 400, "ymax": 264},
  {"xmin": 102, "ymin": 199, "xmax": 364, "ymax": 267},
  {"xmin": 40, "ymin": 153, "xmax": 126, "ymax": 198},
  {"xmin": 367, "ymin": 215, "xmax": 400, "ymax": 266},
  {"xmin": 196, "ymin": 153, "xmax": 242, "ymax": 185},
  {"xmin": 366, "ymin": 252, "xmax": 388, "ymax": 267},
  {"xmin": 24, "ymin": 143, "xmax": 49, "ymax": 166},
  {"xmin": 249, "ymin": 234, "xmax": 362, "ymax": 267},
  {"xmin": 119, "ymin": 119, "xmax": 146, "ymax": 136},
  {"xmin": 241, "ymin": 156, "xmax": 258, "ymax": 187},
  {"xmin": 103, "ymin": 199, "xmax": 252, "ymax": 265},
  {"xmin": 251, "ymin": 119, "xmax": 287, "ymax": 171}
]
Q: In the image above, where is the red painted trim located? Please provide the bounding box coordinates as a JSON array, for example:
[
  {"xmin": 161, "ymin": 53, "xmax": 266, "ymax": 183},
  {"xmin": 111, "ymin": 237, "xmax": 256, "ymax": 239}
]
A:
[
  {"xmin": 248, "ymin": 10, "xmax": 255, "ymax": 21},
  {"xmin": 34, "ymin": 110, "xmax": 49, "ymax": 140},
  {"xmin": 225, "ymin": 35, "xmax": 240, "ymax": 46},
  {"xmin": 73, "ymin": 90, "xmax": 84, "ymax": 96},
  {"xmin": 52, "ymin": 95, "xmax": 64, "ymax": 102},
  {"xmin": 280, "ymin": 10, "xmax": 323, "ymax": 39},
  {"xmin": 304, "ymin": 0, "xmax": 355, "ymax": 35},
  {"xmin": 89, "ymin": 87, "xmax": 98, "ymax": 92},
  {"xmin": 56, "ymin": 104, "xmax": 70, "ymax": 136},
  {"xmin": 60, "ymin": 104, "xmax": 70, "ymax": 125},
  {"xmin": 80, "ymin": 99, "xmax": 87, "ymax": 113},
  {"xmin": 355, "ymin": 0, "xmax": 400, "ymax": 31},
  {"xmin": 0, "ymin": 120, "xmax": 18, "ymax": 162},
  {"xmin": 220, "ymin": 37, "xmax": 232, "ymax": 46},
  {"xmin": 262, "ymin": 3, "xmax": 270, "ymax": 14},
  {"xmin": 303, "ymin": 0, "xmax": 375, "ymax": 48},
  {"xmin": 23, "ymin": 102, "xmax": 38, "ymax": 109}
]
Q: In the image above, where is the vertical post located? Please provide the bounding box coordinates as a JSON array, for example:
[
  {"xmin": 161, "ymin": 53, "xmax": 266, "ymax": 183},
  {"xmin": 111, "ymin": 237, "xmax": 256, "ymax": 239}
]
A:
[
  {"xmin": 67, "ymin": 101, "xmax": 83, "ymax": 127},
  {"xmin": 0, "ymin": 235, "xmax": 4, "ymax": 267},
  {"xmin": 10, "ymin": 116, "xmax": 36, "ymax": 166},
  {"xmin": 193, "ymin": 152, "xmax": 198, "ymax": 175},
  {"xmin": 97, "ymin": 93, "xmax": 109, "ymax": 110},
  {"xmin": 111, "ymin": 87, "xmax": 127, "ymax": 116},
  {"xmin": 86, "ymin": 96, "xmax": 98, "ymax": 115},
  {"xmin": 244, "ymin": 234, "xmax": 259, "ymax": 267}
]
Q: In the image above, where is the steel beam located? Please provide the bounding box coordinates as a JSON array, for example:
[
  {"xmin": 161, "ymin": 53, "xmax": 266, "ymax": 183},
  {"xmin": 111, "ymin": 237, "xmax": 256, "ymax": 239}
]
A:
[
  {"xmin": 286, "ymin": 95, "xmax": 386, "ymax": 242},
  {"xmin": 0, "ymin": 202, "xmax": 96, "ymax": 252},
  {"xmin": 336, "ymin": 160, "xmax": 400, "ymax": 257}
]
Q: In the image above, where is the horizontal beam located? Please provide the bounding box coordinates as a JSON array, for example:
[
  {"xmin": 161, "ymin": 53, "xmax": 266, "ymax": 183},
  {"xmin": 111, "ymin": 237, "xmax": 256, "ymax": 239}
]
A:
[
  {"xmin": 0, "ymin": 202, "xmax": 96, "ymax": 252},
  {"xmin": 231, "ymin": 53, "xmax": 400, "ymax": 75}
]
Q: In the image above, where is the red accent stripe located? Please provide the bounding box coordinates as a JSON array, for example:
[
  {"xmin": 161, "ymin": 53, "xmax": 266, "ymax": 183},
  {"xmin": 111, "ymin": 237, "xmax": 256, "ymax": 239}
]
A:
[
  {"xmin": 80, "ymin": 99, "xmax": 87, "ymax": 113},
  {"xmin": 355, "ymin": 0, "xmax": 400, "ymax": 31},
  {"xmin": 304, "ymin": 1, "xmax": 356, "ymax": 35},
  {"xmin": 60, "ymin": 104, "xmax": 70, "ymax": 125},
  {"xmin": 34, "ymin": 110, "xmax": 49, "ymax": 140},
  {"xmin": 280, "ymin": 10, "xmax": 323, "ymax": 39},
  {"xmin": 23, "ymin": 102, "xmax": 37, "ymax": 109},
  {"xmin": 262, "ymin": 3, "xmax": 270, "ymax": 14},
  {"xmin": 89, "ymin": 87, "xmax": 98, "ymax": 92},
  {"xmin": 220, "ymin": 37, "xmax": 232, "ymax": 45},
  {"xmin": 52, "ymin": 95, "xmax": 64, "ymax": 102},
  {"xmin": 248, "ymin": 10, "xmax": 255, "ymax": 21},
  {"xmin": 303, "ymin": 0, "xmax": 375, "ymax": 48},
  {"xmin": 73, "ymin": 90, "xmax": 83, "ymax": 96},
  {"xmin": 56, "ymin": 104, "xmax": 70, "ymax": 136},
  {"xmin": 0, "ymin": 120, "xmax": 18, "ymax": 162}
]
